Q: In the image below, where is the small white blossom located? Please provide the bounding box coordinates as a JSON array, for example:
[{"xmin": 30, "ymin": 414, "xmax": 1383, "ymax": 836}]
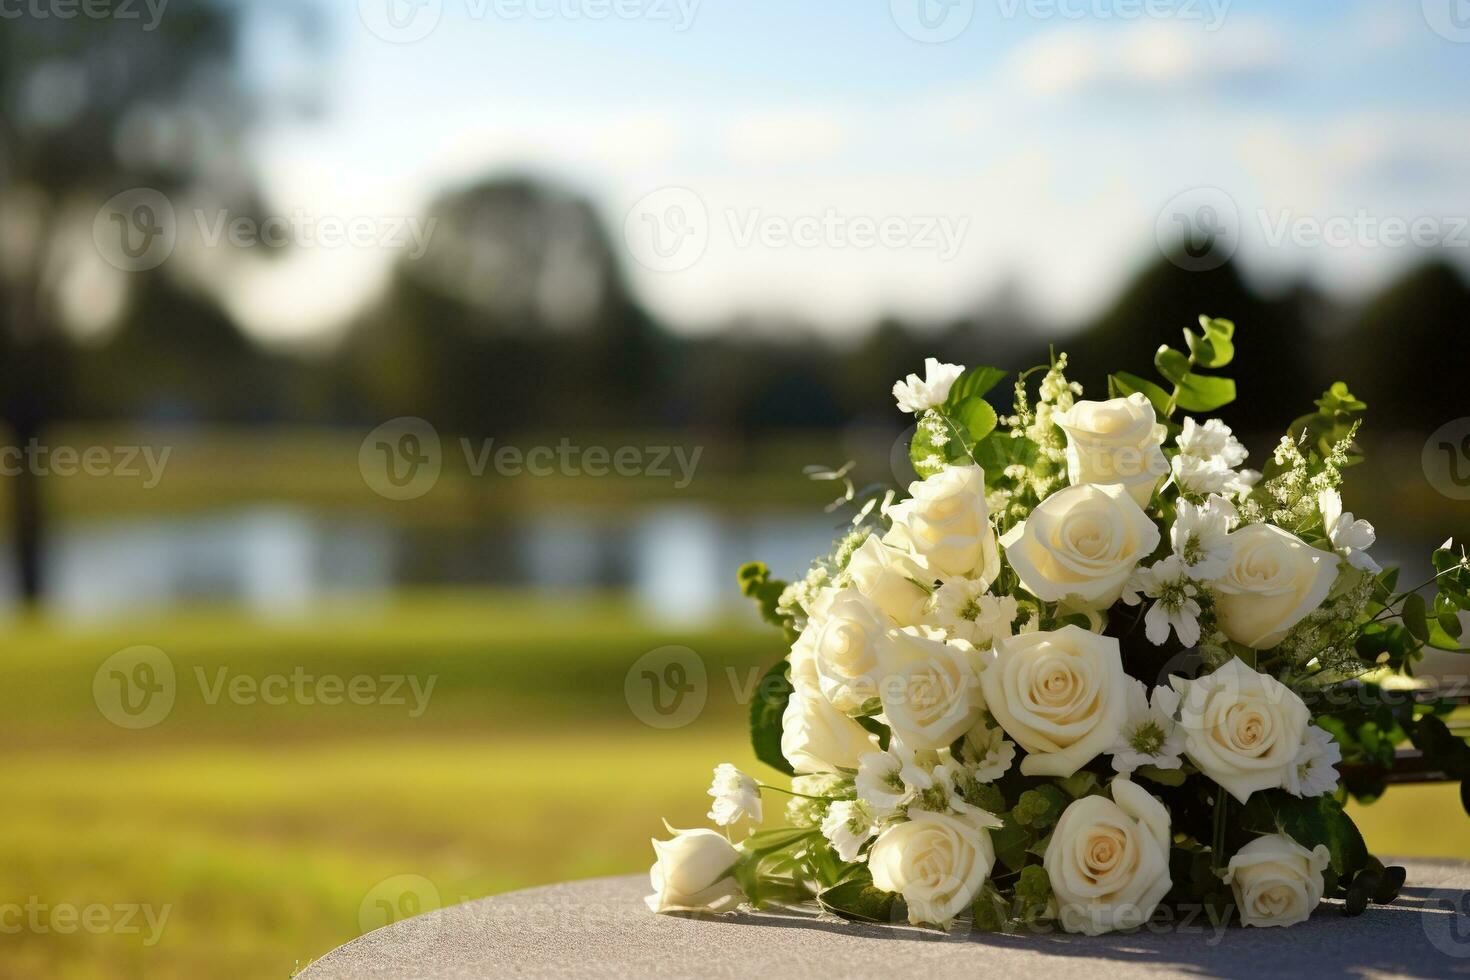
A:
[
  {"xmin": 928, "ymin": 579, "xmax": 1017, "ymax": 649},
  {"xmin": 1170, "ymin": 493, "xmax": 1237, "ymax": 580},
  {"xmin": 1284, "ymin": 725, "xmax": 1342, "ymax": 797},
  {"xmin": 707, "ymin": 763, "xmax": 763, "ymax": 826},
  {"xmin": 1111, "ymin": 679, "xmax": 1185, "ymax": 774},
  {"xmin": 1172, "ymin": 453, "xmax": 1234, "ymax": 496},
  {"xmin": 960, "ymin": 720, "xmax": 1016, "ymax": 783},
  {"xmin": 1124, "ymin": 556, "xmax": 1202, "ymax": 647},
  {"xmin": 821, "ymin": 800, "xmax": 877, "ymax": 861},
  {"xmin": 1177, "ymin": 417, "xmax": 1248, "ymax": 467},
  {"xmin": 893, "ymin": 358, "xmax": 965, "ymax": 414},
  {"xmin": 1225, "ymin": 468, "xmax": 1261, "ymax": 501},
  {"xmin": 1318, "ymin": 489, "xmax": 1380, "ymax": 574},
  {"xmin": 855, "ymin": 747, "xmax": 911, "ymax": 818}
]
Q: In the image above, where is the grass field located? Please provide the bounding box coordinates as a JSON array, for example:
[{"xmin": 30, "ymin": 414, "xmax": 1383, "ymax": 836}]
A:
[{"xmin": 2, "ymin": 591, "xmax": 1467, "ymax": 978}]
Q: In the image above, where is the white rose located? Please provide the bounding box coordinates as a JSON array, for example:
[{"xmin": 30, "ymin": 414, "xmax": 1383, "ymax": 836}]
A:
[
  {"xmin": 884, "ymin": 465, "xmax": 1001, "ymax": 584},
  {"xmin": 1223, "ymin": 834, "xmax": 1330, "ymax": 928},
  {"xmin": 1052, "ymin": 394, "xmax": 1169, "ymax": 508},
  {"xmin": 803, "ymin": 587, "xmax": 887, "ymax": 712},
  {"xmin": 876, "ymin": 627, "xmax": 985, "ymax": 750},
  {"xmin": 645, "ymin": 825, "xmax": 744, "ymax": 914},
  {"xmin": 1045, "ymin": 779, "xmax": 1172, "ymax": 935},
  {"xmin": 980, "ymin": 625, "xmax": 1128, "ymax": 777},
  {"xmin": 869, "ymin": 809, "xmax": 997, "ymax": 927},
  {"xmin": 1170, "ymin": 657, "xmax": 1309, "ymax": 803},
  {"xmin": 846, "ymin": 535, "xmax": 929, "ymax": 626},
  {"xmin": 1214, "ymin": 523, "xmax": 1340, "ymax": 649},
  {"xmin": 780, "ymin": 687, "xmax": 877, "ymax": 774},
  {"xmin": 999, "ymin": 483, "xmax": 1161, "ymax": 609}
]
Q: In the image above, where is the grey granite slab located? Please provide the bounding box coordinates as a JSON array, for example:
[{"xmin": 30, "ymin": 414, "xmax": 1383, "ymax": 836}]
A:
[{"xmin": 302, "ymin": 860, "xmax": 1470, "ymax": 979}]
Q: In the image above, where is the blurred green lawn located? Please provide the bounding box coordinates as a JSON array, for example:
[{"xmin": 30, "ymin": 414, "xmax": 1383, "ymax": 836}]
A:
[{"xmin": 2, "ymin": 591, "xmax": 1466, "ymax": 979}]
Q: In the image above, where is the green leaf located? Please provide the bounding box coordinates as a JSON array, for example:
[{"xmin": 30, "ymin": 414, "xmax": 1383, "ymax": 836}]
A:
[
  {"xmin": 1175, "ymin": 373, "xmax": 1236, "ymax": 413},
  {"xmin": 1013, "ymin": 865, "xmax": 1053, "ymax": 923},
  {"xmin": 1194, "ymin": 316, "xmax": 1236, "ymax": 367},
  {"xmin": 738, "ymin": 562, "xmax": 792, "ymax": 637},
  {"xmin": 1243, "ymin": 792, "xmax": 1368, "ymax": 878},
  {"xmin": 748, "ymin": 658, "xmax": 795, "ymax": 776},
  {"xmin": 1403, "ymin": 592, "xmax": 1430, "ymax": 643},
  {"xmin": 955, "ymin": 397, "xmax": 999, "ymax": 445},
  {"xmin": 971, "ymin": 882, "xmax": 1010, "ymax": 932},
  {"xmin": 1058, "ymin": 771, "xmax": 1099, "ymax": 799},
  {"xmin": 740, "ymin": 827, "xmax": 819, "ymax": 860},
  {"xmin": 818, "ymin": 873, "xmax": 896, "ymax": 924},
  {"xmin": 945, "ymin": 365, "xmax": 1008, "ymax": 405},
  {"xmin": 1154, "ymin": 346, "xmax": 1191, "ymax": 385},
  {"xmin": 1136, "ymin": 764, "xmax": 1187, "ymax": 787},
  {"xmin": 1200, "ymin": 314, "xmax": 1235, "ymax": 340},
  {"xmin": 1012, "ymin": 786, "xmax": 1068, "ymax": 829},
  {"xmin": 1110, "ymin": 371, "xmax": 1172, "ymax": 418},
  {"xmin": 990, "ymin": 819, "xmax": 1031, "ymax": 873}
]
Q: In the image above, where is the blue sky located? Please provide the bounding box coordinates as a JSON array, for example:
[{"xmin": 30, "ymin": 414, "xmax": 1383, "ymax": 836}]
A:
[{"xmin": 228, "ymin": 0, "xmax": 1470, "ymax": 342}]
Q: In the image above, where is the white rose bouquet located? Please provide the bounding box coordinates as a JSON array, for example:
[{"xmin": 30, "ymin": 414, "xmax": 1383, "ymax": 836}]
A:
[{"xmin": 648, "ymin": 316, "xmax": 1470, "ymax": 934}]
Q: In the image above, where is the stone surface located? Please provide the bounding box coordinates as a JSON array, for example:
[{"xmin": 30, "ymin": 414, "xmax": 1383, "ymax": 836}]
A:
[{"xmin": 302, "ymin": 860, "xmax": 1470, "ymax": 979}]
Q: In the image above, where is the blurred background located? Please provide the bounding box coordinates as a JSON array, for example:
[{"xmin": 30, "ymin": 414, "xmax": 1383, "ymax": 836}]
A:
[{"xmin": 3, "ymin": 0, "xmax": 1470, "ymax": 975}]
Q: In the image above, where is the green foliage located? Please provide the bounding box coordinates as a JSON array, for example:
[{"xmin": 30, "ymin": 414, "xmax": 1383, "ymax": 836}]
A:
[
  {"xmin": 748, "ymin": 658, "xmax": 795, "ymax": 776},
  {"xmin": 1241, "ymin": 791, "xmax": 1367, "ymax": 879},
  {"xmin": 1012, "ymin": 785, "xmax": 1069, "ymax": 829},
  {"xmin": 1108, "ymin": 370, "xmax": 1172, "ymax": 417},
  {"xmin": 1288, "ymin": 381, "xmax": 1368, "ymax": 464},
  {"xmin": 737, "ymin": 562, "xmax": 794, "ymax": 639},
  {"xmin": 908, "ymin": 365, "xmax": 1006, "ymax": 477},
  {"xmin": 1013, "ymin": 865, "xmax": 1053, "ymax": 923},
  {"xmin": 818, "ymin": 870, "xmax": 898, "ymax": 923},
  {"xmin": 1141, "ymin": 315, "xmax": 1238, "ymax": 416}
]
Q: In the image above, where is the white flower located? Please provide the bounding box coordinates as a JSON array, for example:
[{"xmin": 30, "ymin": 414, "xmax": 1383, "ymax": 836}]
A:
[
  {"xmin": 1214, "ymin": 524, "xmax": 1340, "ymax": 649},
  {"xmin": 646, "ymin": 824, "xmax": 744, "ymax": 914},
  {"xmin": 1222, "ymin": 834, "xmax": 1329, "ymax": 928},
  {"xmin": 1171, "ymin": 658, "xmax": 1310, "ymax": 803},
  {"xmin": 1045, "ymin": 779, "xmax": 1172, "ymax": 935},
  {"xmin": 1171, "ymin": 452, "xmax": 1234, "ymax": 496},
  {"xmin": 802, "ymin": 587, "xmax": 887, "ymax": 712},
  {"xmin": 928, "ymin": 578, "xmax": 1016, "ymax": 649},
  {"xmin": 1123, "ymin": 556, "xmax": 1203, "ymax": 647},
  {"xmin": 893, "ymin": 358, "xmax": 965, "ymax": 414},
  {"xmin": 821, "ymin": 800, "xmax": 877, "ymax": 862},
  {"xmin": 845, "ymin": 535, "xmax": 930, "ymax": 626},
  {"xmin": 1226, "ymin": 468, "xmax": 1261, "ymax": 499},
  {"xmin": 1177, "ymin": 417, "xmax": 1248, "ymax": 467},
  {"xmin": 869, "ymin": 809, "xmax": 997, "ymax": 927},
  {"xmin": 1110, "ymin": 679, "xmax": 1184, "ymax": 774},
  {"xmin": 876, "ymin": 627, "xmax": 985, "ymax": 751},
  {"xmin": 706, "ymin": 764, "xmax": 762, "ymax": 827},
  {"xmin": 999, "ymin": 483, "xmax": 1161, "ymax": 610},
  {"xmin": 1285, "ymin": 724, "xmax": 1342, "ymax": 798},
  {"xmin": 1051, "ymin": 394, "xmax": 1170, "ymax": 508},
  {"xmin": 1318, "ymin": 489, "xmax": 1381, "ymax": 574},
  {"xmin": 980, "ymin": 625, "xmax": 1129, "ymax": 778},
  {"xmin": 1170, "ymin": 493, "xmax": 1237, "ymax": 580},
  {"xmin": 855, "ymin": 746, "xmax": 911, "ymax": 818},
  {"xmin": 780, "ymin": 687, "xmax": 878, "ymax": 774},
  {"xmin": 883, "ymin": 465, "xmax": 1001, "ymax": 584},
  {"xmin": 960, "ymin": 719, "xmax": 1016, "ymax": 783}
]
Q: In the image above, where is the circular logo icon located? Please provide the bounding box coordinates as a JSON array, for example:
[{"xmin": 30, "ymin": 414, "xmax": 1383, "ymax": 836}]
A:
[
  {"xmin": 1423, "ymin": 418, "xmax": 1470, "ymax": 501},
  {"xmin": 94, "ymin": 646, "xmax": 176, "ymax": 729},
  {"xmin": 1423, "ymin": 0, "xmax": 1470, "ymax": 42},
  {"xmin": 890, "ymin": 0, "xmax": 975, "ymax": 43},
  {"xmin": 360, "ymin": 417, "xmax": 442, "ymax": 501},
  {"xmin": 623, "ymin": 188, "xmax": 709, "ymax": 273},
  {"xmin": 1420, "ymin": 886, "xmax": 1470, "ymax": 956},
  {"xmin": 93, "ymin": 188, "xmax": 177, "ymax": 272},
  {"xmin": 359, "ymin": 874, "xmax": 443, "ymax": 938},
  {"xmin": 624, "ymin": 645, "xmax": 707, "ymax": 729},
  {"xmin": 1155, "ymin": 187, "xmax": 1240, "ymax": 272},
  {"xmin": 358, "ymin": 0, "xmax": 443, "ymax": 43},
  {"xmin": 890, "ymin": 422, "xmax": 923, "ymax": 488}
]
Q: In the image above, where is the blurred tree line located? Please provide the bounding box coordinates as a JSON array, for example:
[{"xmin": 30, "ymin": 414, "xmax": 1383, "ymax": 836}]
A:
[{"xmin": 3, "ymin": 1, "xmax": 1469, "ymax": 602}]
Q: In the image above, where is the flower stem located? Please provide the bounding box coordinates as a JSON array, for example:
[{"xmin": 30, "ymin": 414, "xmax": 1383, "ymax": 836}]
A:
[
  {"xmin": 1211, "ymin": 790, "xmax": 1230, "ymax": 872},
  {"xmin": 758, "ymin": 784, "xmax": 834, "ymax": 802}
]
